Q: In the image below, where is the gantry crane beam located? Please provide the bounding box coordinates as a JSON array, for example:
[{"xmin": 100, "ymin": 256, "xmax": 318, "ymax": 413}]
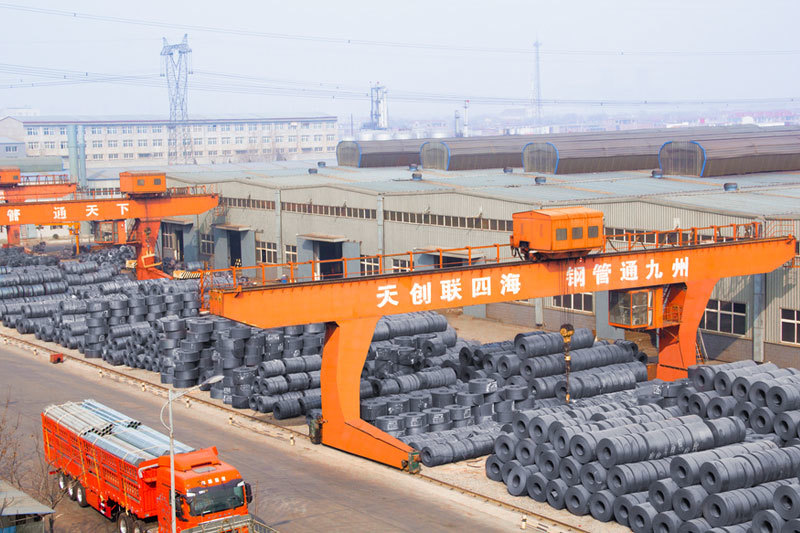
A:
[
  {"xmin": 0, "ymin": 172, "xmax": 77, "ymax": 247},
  {"xmin": 205, "ymin": 233, "xmax": 796, "ymax": 469},
  {"xmin": 0, "ymin": 190, "xmax": 217, "ymax": 278}
]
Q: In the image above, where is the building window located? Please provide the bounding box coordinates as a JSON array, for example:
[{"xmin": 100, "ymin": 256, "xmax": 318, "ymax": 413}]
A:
[
  {"xmin": 221, "ymin": 137, "xmax": 231, "ymax": 145},
  {"xmin": 27, "ymin": 142, "xmax": 38, "ymax": 149},
  {"xmin": 137, "ymin": 139, "xmax": 148, "ymax": 147},
  {"xmin": 285, "ymin": 244, "xmax": 297, "ymax": 263},
  {"xmin": 261, "ymin": 136, "xmax": 270, "ymax": 143},
  {"xmin": 42, "ymin": 127, "xmax": 53, "ymax": 135},
  {"xmin": 248, "ymin": 136, "xmax": 257, "ymax": 144},
  {"xmin": 234, "ymin": 123, "xmax": 244, "ymax": 131},
  {"xmin": 42, "ymin": 141, "xmax": 55, "ymax": 149},
  {"xmin": 288, "ymin": 148, "xmax": 297, "ymax": 153},
  {"xmin": 313, "ymin": 135, "xmax": 323, "ymax": 142},
  {"xmin": 222, "ymin": 150, "xmax": 232, "ymax": 155},
  {"xmin": 59, "ymin": 127, "xmax": 67, "ymax": 135},
  {"xmin": 193, "ymin": 138, "xmax": 202, "ymax": 145},
  {"xmin": 89, "ymin": 126, "xmax": 102, "ymax": 135},
  {"xmin": 275, "ymin": 136, "xmax": 283, "ymax": 142},
  {"xmin": 781, "ymin": 309, "xmax": 800, "ymax": 345},
  {"xmin": 152, "ymin": 125, "xmax": 162, "ymax": 133},
  {"xmin": 235, "ymin": 137, "xmax": 244, "ymax": 144},
  {"xmin": 288, "ymin": 136, "xmax": 297, "ymax": 142},
  {"xmin": 92, "ymin": 140, "xmax": 103, "ymax": 148},
  {"xmin": 361, "ymin": 256, "xmax": 380, "ymax": 275},
  {"xmin": 108, "ymin": 153, "xmax": 118, "ymax": 160},
  {"xmin": 192, "ymin": 125, "xmax": 202, "ymax": 133},
  {"xmin": 106, "ymin": 126, "xmax": 117, "ymax": 134},
  {"xmin": 200, "ymin": 233, "xmax": 214, "ymax": 255},
  {"xmin": 123, "ymin": 139, "xmax": 133, "ymax": 147},
  {"xmin": 59, "ymin": 141, "xmax": 67, "ymax": 149},
  {"xmin": 153, "ymin": 152, "xmax": 164, "ymax": 158},
  {"xmin": 207, "ymin": 150, "xmax": 217, "ymax": 156},
  {"xmin": 326, "ymin": 134, "xmax": 336, "ymax": 141},
  {"xmin": 700, "ymin": 299, "xmax": 747, "ymax": 335},
  {"xmin": 220, "ymin": 124, "xmax": 230, "ymax": 132},
  {"xmin": 92, "ymin": 154, "xmax": 103, "ymax": 160},
  {"xmin": 207, "ymin": 124, "xmax": 217, "ymax": 132},
  {"xmin": 122, "ymin": 126, "xmax": 133, "ymax": 134},
  {"xmin": 301, "ymin": 135, "xmax": 309, "ymax": 142},
  {"xmin": 393, "ymin": 259, "xmax": 410, "ymax": 272},
  {"xmin": 107, "ymin": 140, "xmax": 118, "ymax": 148},
  {"xmin": 256, "ymin": 241, "xmax": 278, "ymax": 264},
  {"xmin": 262, "ymin": 123, "xmax": 272, "ymax": 130},
  {"xmin": 248, "ymin": 123, "xmax": 258, "ymax": 131},
  {"xmin": 162, "ymin": 232, "xmax": 175, "ymax": 250},
  {"xmin": 314, "ymin": 147, "xmax": 323, "ymax": 152},
  {"xmin": 26, "ymin": 127, "xmax": 38, "ymax": 135},
  {"xmin": 152, "ymin": 139, "xmax": 163, "ymax": 146},
  {"xmin": 4, "ymin": 146, "xmax": 17, "ymax": 153},
  {"xmin": 123, "ymin": 153, "xmax": 134, "ymax": 159},
  {"xmin": 552, "ymin": 293, "xmax": 594, "ymax": 312},
  {"xmin": 137, "ymin": 125, "xmax": 148, "ymax": 134}
]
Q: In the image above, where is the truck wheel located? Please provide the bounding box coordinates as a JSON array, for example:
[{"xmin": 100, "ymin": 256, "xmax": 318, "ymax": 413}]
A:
[
  {"xmin": 67, "ymin": 480, "xmax": 78, "ymax": 501},
  {"xmin": 57, "ymin": 472, "xmax": 69, "ymax": 492},
  {"xmin": 132, "ymin": 520, "xmax": 147, "ymax": 533},
  {"xmin": 117, "ymin": 514, "xmax": 133, "ymax": 533},
  {"xmin": 75, "ymin": 483, "xmax": 89, "ymax": 508}
]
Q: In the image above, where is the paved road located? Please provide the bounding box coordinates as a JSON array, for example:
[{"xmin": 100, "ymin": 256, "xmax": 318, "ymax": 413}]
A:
[{"xmin": 0, "ymin": 345, "xmax": 517, "ymax": 532}]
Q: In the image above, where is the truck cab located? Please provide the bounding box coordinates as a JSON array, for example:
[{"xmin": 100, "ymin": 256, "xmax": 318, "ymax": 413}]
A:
[{"xmin": 150, "ymin": 448, "xmax": 251, "ymax": 533}]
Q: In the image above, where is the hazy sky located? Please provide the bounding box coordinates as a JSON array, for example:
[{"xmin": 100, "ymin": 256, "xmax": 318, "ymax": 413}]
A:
[{"xmin": 1, "ymin": 0, "xmax": 798, "ymax": 121}]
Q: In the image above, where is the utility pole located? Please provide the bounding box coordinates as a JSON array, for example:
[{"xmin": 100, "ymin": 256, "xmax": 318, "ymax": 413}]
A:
[
  {"xmin": 532, "ymin": 40, "xmax": 542, "ymax": 125},
  {"xmin": 462, "ymin": 100, "xmax": 470, "ymax": 138},
  {"xmin": 161, "ymin": 35, "xmax": 192, "ymax": 165}
]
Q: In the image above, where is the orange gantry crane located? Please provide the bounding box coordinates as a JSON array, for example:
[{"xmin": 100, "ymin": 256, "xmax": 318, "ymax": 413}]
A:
[
  {"xmin": 200, "ymin": 208, "xmax": 797, "ymax": 469},
  {"xmin": 0, "ymin": 167, "xmax": 78, "ymax": 246},
  {"xmin": 0, "ymin": 171, "xmax": 217, "ymax": 279}
]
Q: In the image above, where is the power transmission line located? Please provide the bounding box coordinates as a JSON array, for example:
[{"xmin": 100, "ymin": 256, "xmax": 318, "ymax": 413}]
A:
[
  {"xmin": 1, "ymin": 63, "xmax": 798, "ymax": 109},
  {"xmin": 1, "ymin": 3, "xmax": 798, "ymax": 57}
]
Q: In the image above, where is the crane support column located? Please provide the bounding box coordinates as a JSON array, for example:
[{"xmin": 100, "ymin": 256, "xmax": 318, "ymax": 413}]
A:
[
  {"xmin": 657, "ymin": 280, "xmax": 716, "ymax": 381},
  {"xmin": 322, "ymin": 317, "xmax": 414, "ymax": 468}
]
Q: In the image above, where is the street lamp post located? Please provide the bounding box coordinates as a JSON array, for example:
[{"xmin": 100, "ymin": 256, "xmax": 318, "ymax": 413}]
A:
[{"xmin": 160, "ymin": 375, "xmax": 223, "ymax": 533}]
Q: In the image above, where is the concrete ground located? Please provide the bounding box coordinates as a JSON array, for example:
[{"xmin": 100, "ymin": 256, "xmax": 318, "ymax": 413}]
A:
[{"xmin": 0, "ymin": 341, "xmax": 531, "ymax": 533}]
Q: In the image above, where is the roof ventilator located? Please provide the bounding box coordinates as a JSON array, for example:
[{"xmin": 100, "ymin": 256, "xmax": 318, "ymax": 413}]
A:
[
  {"xmin": 317, "ymin": 161, "xmax": 326, "ymax": 168},
  {"xmin": 308, "ymin": 168, "xmax": 318, "ymax": 174},
  {"xmin": 411, "ymin": 172, "xmax": 423, "ymax": 181},
  {"xmin": 723, "ymin": 182, "xmax": 739, "ymax": 192},
  {"xmin": 503, "ymin": 167, "xmax": 514, "ymax": 173},
  {"xmin": 651, "ymin": 169, "xmax": 664, "ymax": 179},
  {"xmin": 534, "ymin": 176, "xmax": 547, "ymax": 185}
]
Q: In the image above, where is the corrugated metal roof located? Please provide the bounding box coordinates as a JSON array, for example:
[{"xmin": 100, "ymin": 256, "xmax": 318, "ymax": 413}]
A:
[
  {"xmin": 477, "ymin": 185, "xmax": 614, "ymax": 203},
  {"xmin": 659, "ymin": 191, "xmax": 800, "ymax": 216},
  {"xmin": 0, "ymin": 481, "xmax": 54, "ymax": 516}
]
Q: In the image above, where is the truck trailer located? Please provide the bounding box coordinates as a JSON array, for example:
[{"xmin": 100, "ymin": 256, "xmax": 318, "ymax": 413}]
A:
[{"xmin": 42, "ymin": 399, "xmax": 255, "ymax": 533}]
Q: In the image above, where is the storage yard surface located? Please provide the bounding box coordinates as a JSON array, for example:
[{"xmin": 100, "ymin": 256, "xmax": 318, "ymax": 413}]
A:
[{"xmin": 0, "ymin": 338, "xmax": 533, "ymax": 532}]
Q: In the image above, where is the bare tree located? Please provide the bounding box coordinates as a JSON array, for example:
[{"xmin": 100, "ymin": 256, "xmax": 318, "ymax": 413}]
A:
[
  {"xmin": 22, "ymin": 435, "xmax": 64, "ymax": 533},
  {"xmin": 0, "ymin": 392, "xmax": 22, "ymax": 487}
]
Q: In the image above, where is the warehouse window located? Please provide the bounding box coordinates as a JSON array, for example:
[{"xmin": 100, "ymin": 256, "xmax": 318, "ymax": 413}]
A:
[
  {"xmin": 255, "ymin": 241, "xmax": 278, "ymax": 264},
  {"xmin": 392, "ymin": 259, "xmax": 410, "ymax": 272},
  {"xmin": 200, "ymin": 233, "xmax": 214, "ymax": 256},
  {"xmin": 285, "ymin": 244, "xmax": 297, "ymax": 263},
  {"xmin": 700, "ymin": 299, "xmax": 747, "ymax": 335},
  {"xmin": 361, "ymin": 256, "xmax": 380, "ymax": 275},
  {"xmin": 552, "ymin": 293, "xmax": 593, "ymax": 312},
  {"xmin": 162, "ymin": 232, "xmax": 175, "ymax": 250},
  {"xmin": 781, "ymin": 309, "xmax": 800, "ymax": 345}
]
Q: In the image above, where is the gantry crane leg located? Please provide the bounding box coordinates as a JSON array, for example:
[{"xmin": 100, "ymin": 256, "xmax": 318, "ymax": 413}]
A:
[
  {"xmin": 657, "ymin": 279, "xmax": 716, "ymax": 381},
  {"xmin": 321, "ymin": 317, "xmax": 415, "ymax": 469}
]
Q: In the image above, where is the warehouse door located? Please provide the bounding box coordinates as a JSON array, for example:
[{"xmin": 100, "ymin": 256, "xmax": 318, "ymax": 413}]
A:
[
  {"xmin": 228, "ymin": 230, "xmax": 242, "ymax": 266},
  {"xmin": 317, "ymin": 241, "xmax": 343, "ymax": 279}
]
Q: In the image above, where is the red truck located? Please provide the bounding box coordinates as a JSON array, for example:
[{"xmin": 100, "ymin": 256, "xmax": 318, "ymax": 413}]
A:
[{"xmin": 42, "ymin": 399, "xmax": 257, "ymax": 533}]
